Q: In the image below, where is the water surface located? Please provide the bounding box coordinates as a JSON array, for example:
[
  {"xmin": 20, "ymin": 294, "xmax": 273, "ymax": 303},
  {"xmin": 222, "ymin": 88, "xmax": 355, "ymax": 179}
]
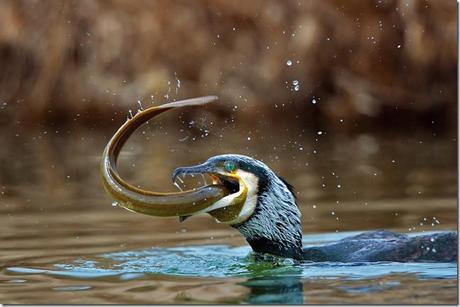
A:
[{"xmin": 0, "ymin": 120, "xmax": 457, "ymax": 304}]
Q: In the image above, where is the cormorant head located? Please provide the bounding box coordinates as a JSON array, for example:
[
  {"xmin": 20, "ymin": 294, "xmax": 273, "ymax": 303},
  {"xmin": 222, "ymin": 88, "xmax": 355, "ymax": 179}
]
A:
[{"xmin": 173, "ymin": 154, "xmax": 304, "ymax": 259}]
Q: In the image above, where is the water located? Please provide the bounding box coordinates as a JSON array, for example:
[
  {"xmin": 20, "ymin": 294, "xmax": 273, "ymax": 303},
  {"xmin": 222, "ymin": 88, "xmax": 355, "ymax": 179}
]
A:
[
  {"xmin": 8, "ymin": 232, "xmax": 455, "ymax": 278},
  {"xmin": 0, "ymin": 119, "xmax": 457, "ymax": 304},
  {"xmin": 5, "ymin": 233, "xmax": 457, "ymax": 304}
]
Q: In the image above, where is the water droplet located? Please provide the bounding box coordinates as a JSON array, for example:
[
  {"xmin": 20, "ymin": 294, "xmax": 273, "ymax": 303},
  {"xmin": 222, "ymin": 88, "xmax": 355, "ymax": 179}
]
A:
[
  {"xmin": 137, "ymin": 100, "xmax": 144, "ymax": 111},
  {"xmin": 176, "ymin": 77, "xmax": 181, "ymax": 89},
  {"xmin": 286, "ymin": 60, "xmax": 293, "ymax": 66},
  {"xmin": 397, "ymin": 44, "xmax": 402, "ymax": 48},
  {"xmin": 311, "ymin": 98, "xmax": 317, "ymax": 104},
  {"xmin": 173, "ymin": 182, "xmax": 183, "ymax": 192},
  {"xmin": 112, "ymin": 202, "xmax": 118, "ymax": 207}
]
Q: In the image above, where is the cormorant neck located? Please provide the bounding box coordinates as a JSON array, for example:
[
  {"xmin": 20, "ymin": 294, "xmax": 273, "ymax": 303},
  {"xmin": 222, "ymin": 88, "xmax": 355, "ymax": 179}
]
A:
[{"xmin": 232, "ymin": 174, "xmax": 304, "ymax": 260}]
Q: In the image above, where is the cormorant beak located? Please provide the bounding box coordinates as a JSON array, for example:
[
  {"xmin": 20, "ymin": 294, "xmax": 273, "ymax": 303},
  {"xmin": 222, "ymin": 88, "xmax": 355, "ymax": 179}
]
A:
[
  {"xmin": 172, "ymin": 162, "xmax": 248, "ymax": 222},
  {"xmin": 172, "ymin": 162, "xmax": 214, "ymax": 183},
  {"xmin": 173, "ymin": 162, "xmax": 241, "ymax": 195}
]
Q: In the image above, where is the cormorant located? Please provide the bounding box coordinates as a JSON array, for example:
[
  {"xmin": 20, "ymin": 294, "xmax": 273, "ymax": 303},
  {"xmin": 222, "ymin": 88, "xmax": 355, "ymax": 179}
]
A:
[{"xmin": 172, "ymin": 154, "xmax": 457, "ymax": 262}]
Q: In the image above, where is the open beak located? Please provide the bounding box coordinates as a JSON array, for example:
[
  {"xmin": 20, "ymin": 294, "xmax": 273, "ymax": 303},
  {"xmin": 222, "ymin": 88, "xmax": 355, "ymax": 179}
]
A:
[
  {"xmin": 172, "ymin": 162, "xmax": 248, "ymax": 222},
  {"xmin": 173, "ymin": 163, "xmax": 240, "ymax": 195}
]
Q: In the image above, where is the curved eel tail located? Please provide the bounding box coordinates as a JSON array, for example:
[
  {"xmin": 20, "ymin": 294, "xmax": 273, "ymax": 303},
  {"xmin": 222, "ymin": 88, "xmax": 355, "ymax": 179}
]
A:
[{"xmin": 100, "ymin": 96, "xmax": 230, "ymax": 217}]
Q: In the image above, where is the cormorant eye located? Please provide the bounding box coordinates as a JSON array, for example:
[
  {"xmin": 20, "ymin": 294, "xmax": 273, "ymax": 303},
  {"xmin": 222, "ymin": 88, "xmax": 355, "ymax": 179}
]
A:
[{"xmin": 224, "ymin": 161, "xmax": 237, "ymax": 173}]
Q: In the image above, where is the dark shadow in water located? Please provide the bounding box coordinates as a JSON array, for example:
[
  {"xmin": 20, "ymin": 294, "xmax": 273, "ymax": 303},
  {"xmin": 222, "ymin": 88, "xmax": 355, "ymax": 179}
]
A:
[
  {"xmin": 238, "ymin": 256, "xmax": 304, "ymax": 304},
  {"xmin": 241, "ymin": 274, "xmax": 304, "ymax": 304}
]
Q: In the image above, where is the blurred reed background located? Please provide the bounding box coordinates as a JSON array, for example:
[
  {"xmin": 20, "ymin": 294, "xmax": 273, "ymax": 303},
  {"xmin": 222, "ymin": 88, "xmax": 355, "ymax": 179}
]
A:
[{"xmin": 0, "ymin": 0, "xmax": 456, "ymax": 133}]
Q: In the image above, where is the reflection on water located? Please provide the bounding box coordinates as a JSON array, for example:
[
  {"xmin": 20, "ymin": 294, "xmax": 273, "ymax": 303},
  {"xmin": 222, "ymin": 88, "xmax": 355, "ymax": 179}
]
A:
[
  {"xmin": 242, "ymin": 275, "xmax": 304, "ymax": 304},
  {"xmin": 0, "ymin": 119, "xmax": 457, "ymax": 303}
]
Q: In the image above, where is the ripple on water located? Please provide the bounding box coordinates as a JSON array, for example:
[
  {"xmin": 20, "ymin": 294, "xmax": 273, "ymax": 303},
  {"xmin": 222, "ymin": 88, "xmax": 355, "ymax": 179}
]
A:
[{"xmin": 6, "ymin": 232, "xmax": 458, "ymax": 281}]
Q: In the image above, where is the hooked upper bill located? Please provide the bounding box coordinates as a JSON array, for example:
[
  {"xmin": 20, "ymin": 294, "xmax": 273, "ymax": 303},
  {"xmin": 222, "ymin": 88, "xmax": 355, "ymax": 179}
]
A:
[{"xmin": 172, "ymin": 163, "xmax": 240, "ymax": 195}]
